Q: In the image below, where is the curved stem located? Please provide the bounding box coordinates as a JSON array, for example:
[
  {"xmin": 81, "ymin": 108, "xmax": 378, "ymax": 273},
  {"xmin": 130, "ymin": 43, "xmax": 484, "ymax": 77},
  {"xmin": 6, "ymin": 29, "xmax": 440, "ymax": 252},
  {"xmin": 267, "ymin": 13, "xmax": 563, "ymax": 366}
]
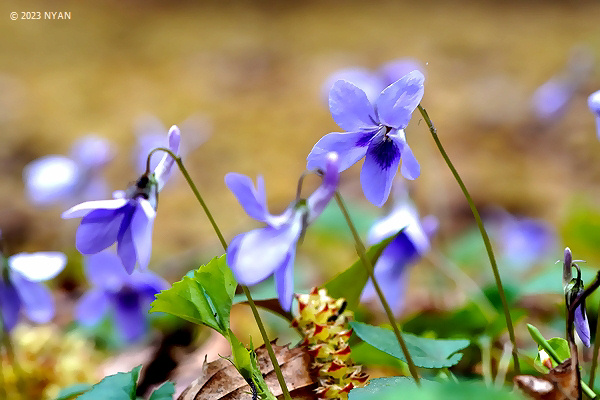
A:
[
  {"xmin": 162, "ymin": 150, "xmax": 292, "ymax": 400},
  {"xmin": 334, "ymin": 191, "xmax": 421, "ymax": 385},
  {"xmin": 417, "ymin": 105, "xmax": 520, "ymax": 374}
]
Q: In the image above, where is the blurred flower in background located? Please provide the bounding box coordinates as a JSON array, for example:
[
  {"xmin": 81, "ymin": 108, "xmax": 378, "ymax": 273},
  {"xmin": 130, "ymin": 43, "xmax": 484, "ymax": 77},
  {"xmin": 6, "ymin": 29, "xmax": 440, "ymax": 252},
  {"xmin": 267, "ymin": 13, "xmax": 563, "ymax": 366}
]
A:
[
  {"xmin": 588, "ymin": 90, "xmax": 600, "ymax": 139},
  {"xmin": 361, "ymin": 185, "xmax": 437, "ymax": 315},
  {"xmin": 531, "ymin": 47, "xmax": 594, "ymax": 123},
  {"xmin": 0, "ymin": 251, "xmax": 66, "ymax": 331},
  {"xmin": 75, "ymin": 251, "xmax": 169, "ymax": 343},
  {"xmin": 23, "ymin": 135, "xmax": 114, "ymax": 207},
  {"xmin": 134, "ymin": 114, "xmax": 211, "ymax": 177}
]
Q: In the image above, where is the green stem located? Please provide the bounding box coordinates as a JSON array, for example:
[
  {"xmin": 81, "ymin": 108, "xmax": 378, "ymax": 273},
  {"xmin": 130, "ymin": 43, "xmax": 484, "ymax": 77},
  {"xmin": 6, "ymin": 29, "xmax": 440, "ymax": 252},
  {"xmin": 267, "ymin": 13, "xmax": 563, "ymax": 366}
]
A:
[
  {"xmin": 154, "ymin": 148, "xmax": 292, "ymax": 400},
  {"xmin": 334, "ymin": 191, "xmax": 421, "ymax": 385},
  {"xmin": 417, "ymin": 105, "xmax": 520, "ymax": 374},
  {"xmin": 589, "ymin": 299, "xmax": 600, "ymax": 389}
]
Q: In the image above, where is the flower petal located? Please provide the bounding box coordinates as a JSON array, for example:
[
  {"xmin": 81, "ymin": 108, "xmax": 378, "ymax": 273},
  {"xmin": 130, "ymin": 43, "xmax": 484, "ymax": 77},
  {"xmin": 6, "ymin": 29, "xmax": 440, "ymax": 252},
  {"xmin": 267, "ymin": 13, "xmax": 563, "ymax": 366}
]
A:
[
  {"xmin": 376, "ymin": 70, "xmax": 425, "ymax": 129},
  {"xmin": 62, "ymin": 198, "xmax": 128, "ymax": 219},
  {"xmin": 225, "ymin": 173, "xmax": 270, "ymax": 222},
  {"xmin": 575, "ymin": 304, "xmax": 591, "ymax": 347},
  {"xmin": 8, "ymin": 252, "xmax": 66, "ymax": 282},
  {"xmin": 0, "ymin": 282, "xmax": 21, "ymax": 331},
  {"xmin": 155, "ymin": 125, "xmax": 181, "ymax": 191},
  {"xmin": 307, "ymin": 152, "xmax": 340, "ymax": 224},
  {"xmin": 85, "ymin": 251, "xmax": 129, "ymax": 291},
  {"xmin": 399, "ymin": 141, "xmax": 420, "ymax": 180},
  {"xmin": 306, "ymin": 131, "xmax": 374, "ymax": 172},
  {"xmin": 131, "ymin": 198, "xmax": 156, "ymax": 270},
  {"xmin": 70, "ymin": 135, "xmax": 115, "ymax": 170},
  {"xmin": 378, "ymin": 59, "xmax": 425, "ymax": 87},
  {"xmin": 75, "ymin": 207, "xmax": 125, "ymax": 254},
  {"xmin": 117, "ymin": 225, "xmax": 137, "ymax": 274},
  {"xmin": 23, "ymin": 156, "xmax": 80, "ymax": 206},
  {"xmin": 322, "ymin": 68, "xmax": 385, "ymax": 104},
  {"xmin": 329, "ymin": 80, "xmax": 378, "ymax": 132},
  {"xmin": 274, "ymin": 250, "xmax": 296, "ymax": 312},
  {"xmin": 10, "ymin": 272, "xmax": 54, "ymax": 324},
  {"xmin": 113, "ymin": 290, "xmax": 146, "ymax": 342},
  {"xmin": 130, "ymin": 270, "xmax": 169, "ymax": 305},
  {"xmin": 227, "ymin": 215, "xmax": 303, "ymax": 286},
  {"xmin": 360, "ymin": 134, "xmax": 401, "ymax": 207},
  {"xmin": 75, "ymin": 288, "xmax": 110, "ymax": 326}
]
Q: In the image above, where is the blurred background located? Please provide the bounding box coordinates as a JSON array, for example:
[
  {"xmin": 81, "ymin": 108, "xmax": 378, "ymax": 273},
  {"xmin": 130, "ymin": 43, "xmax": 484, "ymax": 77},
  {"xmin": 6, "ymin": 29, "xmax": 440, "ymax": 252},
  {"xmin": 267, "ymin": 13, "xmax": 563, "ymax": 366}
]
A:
[{"xmin": 1, "ymin": 0, "xmax": 600, "ymax": 397}]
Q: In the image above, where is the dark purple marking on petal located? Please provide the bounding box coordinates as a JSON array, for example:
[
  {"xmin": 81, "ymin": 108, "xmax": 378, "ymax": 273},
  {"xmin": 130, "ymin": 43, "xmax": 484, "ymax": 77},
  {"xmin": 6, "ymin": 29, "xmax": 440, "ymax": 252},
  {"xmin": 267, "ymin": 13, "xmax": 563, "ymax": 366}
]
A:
[{"xmin": 372, "ymin": 137, "xmax": 401, "ymax": 170}]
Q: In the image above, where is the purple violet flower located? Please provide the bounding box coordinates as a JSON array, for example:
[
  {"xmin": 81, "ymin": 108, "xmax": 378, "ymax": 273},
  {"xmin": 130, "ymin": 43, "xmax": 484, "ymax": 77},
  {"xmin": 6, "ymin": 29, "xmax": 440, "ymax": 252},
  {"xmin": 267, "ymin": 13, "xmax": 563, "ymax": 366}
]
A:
[
  {"xmin": 588, "ymin": 90, "xmax": 600, "ymax": 139},
  {"xmin": 307, "ymin": 71, "xmax": 425, "ymax": 207},
  {"xmin": 361, "ymin": 187, "xmax": 436, "ymax": 314},
  {"xmin": 321, "ymin": 68, "xmax": 385, "ymax": 105},
  {"xmin": 562, "ymin": 247, "xmax": 590, "ymax": 347},
  {"xmin": 23, "ymin": 135, "xmax": 114, "ymax": 207},
  {"xmin": 226, "ymin": 152, "xmax": 340, "ymax": 311},
  {"xmin": 62, "ymin": 126, "xmax": 181, "ymax": 273},
  {"xmin": 0, "ymin": 251, "xmax": 66, "ymax": 331},
  {"xmin": 75, "ymin": 251, "xmax": 168, "ymax": 343}
]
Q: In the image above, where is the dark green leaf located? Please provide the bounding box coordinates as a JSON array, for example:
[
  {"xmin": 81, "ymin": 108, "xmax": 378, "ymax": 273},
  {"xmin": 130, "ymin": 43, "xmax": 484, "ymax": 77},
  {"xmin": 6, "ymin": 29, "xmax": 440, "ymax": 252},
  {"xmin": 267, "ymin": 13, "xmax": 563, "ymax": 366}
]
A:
[
  {"xmin": 54, "ymin": 383, "xmax": 93, "ymax": 400},
  {"xmin": 324, "ymin": 232, "xmax": 401, "ymax": 309},
  {"xmin": 77, "ymin": 365, "xmax": 142, "ymax": 400},
  {"xmin": 150, "ymin": 255, "xmax": 236, "ymax": 336},
  {"xmin": 147, "ymin": 381, "xmax": 175, "ymax": 400},
  {"xmin": 350, "ymin": 322, "xmax": 470, "ymax": 368},
  {"xmin": 349, "ymin": 377, "xmax": 524, "ymax": 400}
]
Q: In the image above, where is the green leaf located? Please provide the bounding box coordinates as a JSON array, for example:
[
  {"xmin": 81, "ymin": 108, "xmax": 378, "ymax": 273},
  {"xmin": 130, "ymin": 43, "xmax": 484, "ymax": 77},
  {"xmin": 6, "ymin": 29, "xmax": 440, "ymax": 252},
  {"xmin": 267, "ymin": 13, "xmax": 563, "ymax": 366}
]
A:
[
  {"xmin": 349, "ymin": 377, "xmax": 524, "ymax": 400},
  {"xmin": 77, "ymin": 365, "xmax": 142, "ymax": 400},
  {"xmin": 147, "ymin": 381, "xmax": 175, "ymax": 400},
  {"xmin": 150, "ymin": 255, "xmax": 236, "ymax": 336},
  {"xmin": 534, "ymin": 337, "xmax": 570, "ymax": 371},
  {"xmin": 229, "ymin": 332, "xmax": 277, "ymax": 400},
  {"xmin": 54, "ymin": 383, "xmax": 93, "ymax": 400},
  {"xmin": 350, "ymin": 322, "xmax": 470, "ymax": 368},
  {"xmin": 324, "ymin": 231, "xmax": 401, "ymax": 309}
]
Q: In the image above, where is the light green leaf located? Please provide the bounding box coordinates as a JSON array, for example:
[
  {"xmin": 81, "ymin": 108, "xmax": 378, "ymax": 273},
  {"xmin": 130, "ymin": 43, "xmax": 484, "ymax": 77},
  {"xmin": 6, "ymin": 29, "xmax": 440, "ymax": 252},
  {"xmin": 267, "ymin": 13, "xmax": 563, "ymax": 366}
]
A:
[
  {"xmin": 150, "ymin": 255, "xmax": 236, "ymax": 336},
  {"xmin": 54, "ymin": 383, "xmax": 93, "ymax": 400},
  {"xmin": 147, "ymin": 381, "xmax": 175, "ymax": 400},
  {"xmin": 534, "ymin": 337, "xmax": 570, "ymax": 371},
  {"xmin": 77, "ymin": 365, "xmax": 142, "ymax": 400},
  {"xmin": 324, "ymin": 231, "xmax": 401, "ymax": 309},
  {"xmin": 349, "ymin": 377, "xmax": 524, "ymax": 400},
  {"xmin": 350, "ymin": 322, "xmax": 470, "ymax": 368}
]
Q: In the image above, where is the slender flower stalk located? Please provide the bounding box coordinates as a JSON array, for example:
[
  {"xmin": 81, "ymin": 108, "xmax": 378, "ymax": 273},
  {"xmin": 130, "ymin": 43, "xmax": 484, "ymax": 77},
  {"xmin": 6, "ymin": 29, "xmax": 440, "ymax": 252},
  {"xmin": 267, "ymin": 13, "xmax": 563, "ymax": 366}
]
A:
[
  {"xmin": 417, "ymin": 104, "xmax": 520, "ymax": 374},
  {"xmin": 333, "ymin": 191, "xmax": 421, "ymax": 385},
  {"xmin": 146, "ymin": 147, "xmax": 292, "ymax": 400}
]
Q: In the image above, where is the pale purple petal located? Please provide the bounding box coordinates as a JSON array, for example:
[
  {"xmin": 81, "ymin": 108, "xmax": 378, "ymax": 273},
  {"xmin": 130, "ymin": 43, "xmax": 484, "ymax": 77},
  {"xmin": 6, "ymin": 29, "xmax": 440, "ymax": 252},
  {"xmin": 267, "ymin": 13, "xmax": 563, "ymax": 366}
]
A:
[
  {"xmin": 131, "ymin": 199, "xmax": 156, "ymax": 270},
  {"xmin": 75, "ymin": 288, "xmax": 110, "ymax": 326},
  {"xmin": 85, "ymin": 252, "xmax": 129, "ymax": 291},
  {"xmin": 70, "ymin": 135, "xmax": 115, "ymax": 170},
  {"xmin": 117, "ymin": 223, "xmax": 137, "ymax": 274},
  {"xmin": 376, "ymin": 70, "xmax": 425, "ymax": 129},
  {"xmin": 225, "ymin": 173, "xmax": 270, "ymax": 222},
  {"xmin": 227, "ymin": 215, "xmax": 303, "ymax": 286},
  {"xmin": 62, "ymin": 198, "xmax": 128, "ymax": 219},
  {"xmin": 588, "ymin": 91, "xmax": 600, "ymax": 139},
  {"xmin": 360, "ymin": 134, "xmax": 402, "ymax": 207},
  {"xmin": 307, "ymin": 152, "xmax": 339, "ymax": 223},
  {"xmin": 329, "ymin": 80, "xmax": 379, "ymax": 132},
  {"xmin": 10, "ymin": 272, "xmax": 54, "ymax": 324},
  {"xmin": 532, "ymin": 79, "xmax": 573, "ymax": 121},
  {"xmin": 113, "ymin": 290, "xmax": 146, "ymax": 342},
  {"xmin": 155, "ymin": 125, "xmax": 181, "ymax": 191},
  {"xmin": 322, "ymin": 68, "xmax": 385, "ymax": 104},
  {"xmin": 575, "ymin": 304, "xmax": 591, "ymax": 347},
  {"xmin": 75, "ymin": 208, "xmax": 126, "ymax": 254},
  {"xmin": 398, "ymin": 141, "xmax": 420, "ymax": 180},
  {"xmin": 498, "ymin": 217, "xmax": 555, "ymax": 270},
  {"xmin": 0, "ymin": 282, "xmax": 21, "ymax": 331},
  {"xmin": 8, "ymin": 252, "xmax": 66, "ymax": 282},
  {"xmin": 23, "ymin": 155, "xmax": 80, "ymax": 206},
  {"xmin": 274, "ymin": 250, "xmax": 296, "ymax": 312},
  {"xmin": 130, "ymin": 271, "xmax": 169, "ymax": 305},
  {"xmin": 306, "ymin": 131, "xmax": 374, "ymax": 172}
]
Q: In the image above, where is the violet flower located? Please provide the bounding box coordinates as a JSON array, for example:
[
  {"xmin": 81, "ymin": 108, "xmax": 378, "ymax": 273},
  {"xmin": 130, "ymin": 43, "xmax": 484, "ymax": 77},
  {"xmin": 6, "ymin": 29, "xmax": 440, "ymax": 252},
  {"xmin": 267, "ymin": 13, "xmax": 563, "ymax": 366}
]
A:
[
  {"xmin": 75, "ymin": 251, "xmax": 168, "ymax": 343},
  {"xmin": 321, "ymin": 68, "xmax": 385, "ymax": 104},
  {"xmin": 562, "ymin": 247, "xmax": 590, "ymax": 347},
  {"xmin": 0, "ymin": 251, "xmax": 66, "ymax": 331},
  {"xmin": 307, "ymin": 71, "xmax": 424, "ymax": 207},
  {"xmin": 23, "ymin": 135, "xmax": 114, "ymax": 207},
  {"xmin": 62, "ymin": 126, "xmax": 181, "ymax": 273},
  {"xmin": 588, "ymin": 90, "xmax": 600, "ymax": 139},
  {"xmin": 361, "ymin": 188, "xmax": 436, "ymax": 314},
  {"xmin": 226, "ymin": 152, "xmax": 340, "ymax": 311}
]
